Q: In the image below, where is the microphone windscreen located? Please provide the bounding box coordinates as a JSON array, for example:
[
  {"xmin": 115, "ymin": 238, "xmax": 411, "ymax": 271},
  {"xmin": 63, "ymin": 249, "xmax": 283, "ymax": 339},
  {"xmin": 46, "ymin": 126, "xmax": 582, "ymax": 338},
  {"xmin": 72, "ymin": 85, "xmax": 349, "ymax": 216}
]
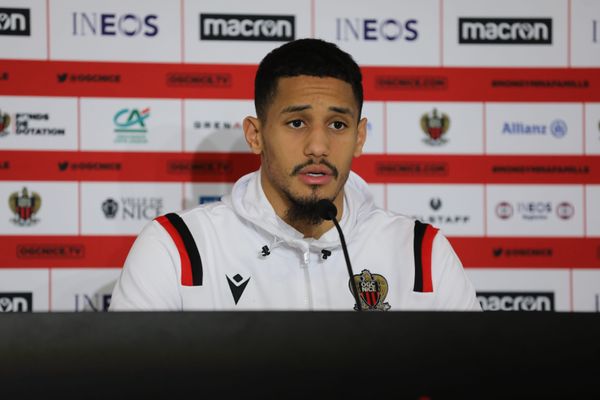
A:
[{"xmin": 316, "ymin": 199, "xmax": 337, "ymax": 221}]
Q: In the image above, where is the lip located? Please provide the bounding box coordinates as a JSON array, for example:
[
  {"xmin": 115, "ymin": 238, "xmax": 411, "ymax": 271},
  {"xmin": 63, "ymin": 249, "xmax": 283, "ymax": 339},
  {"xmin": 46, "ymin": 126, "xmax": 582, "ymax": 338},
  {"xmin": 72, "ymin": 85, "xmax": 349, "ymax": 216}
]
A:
[{"xmin": 297, "ymin": 166, "xmax": 334, "ymax": 186}]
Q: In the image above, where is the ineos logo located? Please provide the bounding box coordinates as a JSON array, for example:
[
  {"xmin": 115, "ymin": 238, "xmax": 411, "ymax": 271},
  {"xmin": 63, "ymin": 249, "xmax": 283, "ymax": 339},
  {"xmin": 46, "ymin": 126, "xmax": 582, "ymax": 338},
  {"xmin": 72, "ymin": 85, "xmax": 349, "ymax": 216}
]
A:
[
  {"xmin": 72, "ymin": 13, "xmax": 159, "ymax": 37},
  {"xmin": 336, "ymin": 18, "xmax": 418, "ymax": 41}
]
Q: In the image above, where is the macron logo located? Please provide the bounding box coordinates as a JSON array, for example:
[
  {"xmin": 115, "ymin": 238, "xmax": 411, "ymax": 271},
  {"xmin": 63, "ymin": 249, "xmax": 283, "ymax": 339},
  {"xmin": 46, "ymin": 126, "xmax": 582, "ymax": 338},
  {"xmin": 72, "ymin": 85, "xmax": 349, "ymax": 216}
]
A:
[{"xmin": 226, "ymin": 274, "xmax": 250, "ymax": 305}]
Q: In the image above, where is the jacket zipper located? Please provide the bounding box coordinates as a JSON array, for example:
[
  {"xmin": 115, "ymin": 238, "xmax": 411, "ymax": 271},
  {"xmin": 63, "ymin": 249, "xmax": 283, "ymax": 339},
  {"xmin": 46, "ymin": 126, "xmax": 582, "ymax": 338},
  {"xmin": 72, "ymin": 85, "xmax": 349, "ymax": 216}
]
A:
[{"xmin": 301, "ymin": 250, "xmax": 313, "ymax": 310}]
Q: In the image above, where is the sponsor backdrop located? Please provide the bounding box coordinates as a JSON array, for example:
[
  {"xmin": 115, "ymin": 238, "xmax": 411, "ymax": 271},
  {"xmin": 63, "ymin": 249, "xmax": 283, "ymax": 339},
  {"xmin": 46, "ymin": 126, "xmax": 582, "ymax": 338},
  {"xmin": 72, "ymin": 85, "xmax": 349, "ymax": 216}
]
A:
[{"xmin": 1, "ymin": 0, "xmax": 599, "ymax": 312}]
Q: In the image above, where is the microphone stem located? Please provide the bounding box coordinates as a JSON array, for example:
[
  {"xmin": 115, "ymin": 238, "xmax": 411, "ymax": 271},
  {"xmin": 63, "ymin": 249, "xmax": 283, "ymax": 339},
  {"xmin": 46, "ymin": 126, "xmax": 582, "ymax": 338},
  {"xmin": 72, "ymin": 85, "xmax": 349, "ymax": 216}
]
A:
[{"xmin": 332, "ymin": 217, "xmax": 361, "ymax": 312}]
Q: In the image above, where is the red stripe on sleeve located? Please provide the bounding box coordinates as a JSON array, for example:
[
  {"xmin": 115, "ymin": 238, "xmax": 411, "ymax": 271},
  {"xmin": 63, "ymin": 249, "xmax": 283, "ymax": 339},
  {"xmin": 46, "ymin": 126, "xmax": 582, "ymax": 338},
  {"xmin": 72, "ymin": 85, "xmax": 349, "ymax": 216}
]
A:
[
  {"xmin": 420, "ymin": 225, "xmax": 439, "ymax": 293},
  {"xmin": 155, "ymin": 215, "xmax": 193, "ymax": 286}
]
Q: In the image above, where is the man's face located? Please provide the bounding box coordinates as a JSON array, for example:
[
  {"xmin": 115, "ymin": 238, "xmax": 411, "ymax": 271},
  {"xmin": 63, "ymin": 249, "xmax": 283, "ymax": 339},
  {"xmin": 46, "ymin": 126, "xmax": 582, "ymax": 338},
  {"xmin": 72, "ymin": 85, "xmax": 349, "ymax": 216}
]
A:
[{"xmin": 244, "ymin": 75, "xmax": 367, "ymax": 221}]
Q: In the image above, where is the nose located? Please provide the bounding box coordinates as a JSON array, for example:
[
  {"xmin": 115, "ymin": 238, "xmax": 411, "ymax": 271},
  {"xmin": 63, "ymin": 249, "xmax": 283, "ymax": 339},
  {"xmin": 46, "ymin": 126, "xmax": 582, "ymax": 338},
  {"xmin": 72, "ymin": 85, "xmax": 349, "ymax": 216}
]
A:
[{"xmin": 303, "ymin": 125, "xmax": 330, "ymax": 158}]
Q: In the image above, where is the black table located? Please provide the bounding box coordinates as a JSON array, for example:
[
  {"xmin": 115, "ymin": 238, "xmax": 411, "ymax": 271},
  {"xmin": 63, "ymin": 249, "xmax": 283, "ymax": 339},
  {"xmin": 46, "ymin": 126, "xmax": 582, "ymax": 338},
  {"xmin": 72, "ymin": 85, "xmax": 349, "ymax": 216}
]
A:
[{"xmin": 1, "ymin": 311, "xmax": 598, "ymax": 399}]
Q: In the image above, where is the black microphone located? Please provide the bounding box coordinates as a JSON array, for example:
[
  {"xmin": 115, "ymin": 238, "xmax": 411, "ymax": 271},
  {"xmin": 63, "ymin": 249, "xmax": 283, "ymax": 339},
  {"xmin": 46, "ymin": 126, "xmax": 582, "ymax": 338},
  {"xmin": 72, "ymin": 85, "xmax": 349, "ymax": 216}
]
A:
[{"xmin": 316, "ymin": 199, "xmax": 361, "ymax": 312}]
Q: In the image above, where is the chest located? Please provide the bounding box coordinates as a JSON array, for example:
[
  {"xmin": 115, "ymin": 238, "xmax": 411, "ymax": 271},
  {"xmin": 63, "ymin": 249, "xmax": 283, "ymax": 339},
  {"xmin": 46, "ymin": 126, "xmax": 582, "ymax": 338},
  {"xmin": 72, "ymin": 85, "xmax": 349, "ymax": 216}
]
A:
[{"xmin": 180, "ymin": 232, "xmax": 430, "ymax": 311}]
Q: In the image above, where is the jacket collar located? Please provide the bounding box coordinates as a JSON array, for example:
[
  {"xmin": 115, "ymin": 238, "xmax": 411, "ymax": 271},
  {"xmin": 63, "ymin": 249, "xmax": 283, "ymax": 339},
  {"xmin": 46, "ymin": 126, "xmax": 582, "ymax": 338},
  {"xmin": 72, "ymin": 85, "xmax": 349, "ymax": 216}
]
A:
[{"xmin": 222, "ymin": 169, "xmax": 375, "ymax": 252}]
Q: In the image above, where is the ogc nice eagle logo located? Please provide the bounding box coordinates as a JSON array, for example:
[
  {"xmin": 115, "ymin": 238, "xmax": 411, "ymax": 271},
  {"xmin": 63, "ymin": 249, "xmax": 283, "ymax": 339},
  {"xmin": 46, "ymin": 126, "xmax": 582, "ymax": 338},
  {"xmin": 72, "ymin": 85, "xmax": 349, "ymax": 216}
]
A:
[
  {"xmin": 420, "ymin": 108, "xmax": 450, "ymax": 145},
  {"xmin": 349, "ymin": 269, "xmax": 391, "ymax": 311},
  {"xmin": 0, "ymin": 111, "xmax": 10, "ymax": 137},
  {"xmin": 9, "ymin": 187, "xmax": 41, "ymax": 226}
]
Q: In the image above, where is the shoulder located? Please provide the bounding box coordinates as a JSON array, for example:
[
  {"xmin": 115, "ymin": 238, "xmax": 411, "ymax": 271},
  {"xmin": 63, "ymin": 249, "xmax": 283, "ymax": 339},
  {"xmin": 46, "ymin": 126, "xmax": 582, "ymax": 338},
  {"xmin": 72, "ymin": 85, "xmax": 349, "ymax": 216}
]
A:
[
  {"xmin": 359, "ymin": 206, "xmax": 425, "ymax": 236},
  {"xmin": 178, "ymin": 200, "xmax": 233, "ymax": 220},
  {"xmin": 155, "ymin": 200, "xmax": 236, "ymax": 230}
]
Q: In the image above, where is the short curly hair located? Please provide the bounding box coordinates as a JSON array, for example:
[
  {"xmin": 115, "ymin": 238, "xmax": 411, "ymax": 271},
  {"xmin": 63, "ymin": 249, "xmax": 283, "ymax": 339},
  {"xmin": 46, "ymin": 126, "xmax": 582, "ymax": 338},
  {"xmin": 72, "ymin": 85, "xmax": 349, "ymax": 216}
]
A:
[{"xmin": 254, "ymin": 38, "xmax": 363, "ymax": 122}]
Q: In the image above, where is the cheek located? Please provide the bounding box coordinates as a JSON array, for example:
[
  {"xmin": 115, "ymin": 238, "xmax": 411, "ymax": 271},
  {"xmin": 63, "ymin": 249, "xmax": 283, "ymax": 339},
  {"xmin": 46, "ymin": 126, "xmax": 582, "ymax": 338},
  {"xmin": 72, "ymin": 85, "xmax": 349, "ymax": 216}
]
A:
[
  {"xmin": 262, "ymin": 143, "xmax": 289, "ymax": 182},
  {"xmin": 264, "ymin": 136, "xmax": 298, "ymax": 169},
  {"xmin": 336, "ymin": 143, "xmax": 357, "ymax": 167}
]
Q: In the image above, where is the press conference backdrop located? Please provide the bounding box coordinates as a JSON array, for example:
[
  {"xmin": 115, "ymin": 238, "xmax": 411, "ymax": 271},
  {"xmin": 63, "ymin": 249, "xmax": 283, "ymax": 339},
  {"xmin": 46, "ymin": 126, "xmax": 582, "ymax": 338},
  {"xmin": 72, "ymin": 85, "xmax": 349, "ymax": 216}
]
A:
[{"xmin": 0, "ymin": 0, "xmax": 599, "ymax": 313}]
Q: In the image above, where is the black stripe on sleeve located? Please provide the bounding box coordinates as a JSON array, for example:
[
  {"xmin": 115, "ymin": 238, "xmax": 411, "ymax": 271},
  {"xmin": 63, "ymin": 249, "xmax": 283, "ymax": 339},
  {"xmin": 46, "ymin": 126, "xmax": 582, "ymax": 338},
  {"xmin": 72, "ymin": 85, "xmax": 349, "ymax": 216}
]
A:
[
  {"xmin": 165, "ymin": 213, "xmax": 203, "ymax": 286},
  {"xmin": 413, "ymin": 220, "xmax": 427, "ymax": 292}
]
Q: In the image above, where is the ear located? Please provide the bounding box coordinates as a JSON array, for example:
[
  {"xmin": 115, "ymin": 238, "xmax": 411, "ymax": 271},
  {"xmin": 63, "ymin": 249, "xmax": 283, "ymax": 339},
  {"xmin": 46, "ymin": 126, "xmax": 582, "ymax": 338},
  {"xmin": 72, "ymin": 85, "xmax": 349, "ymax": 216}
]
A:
[
  {"xmin": 353, "ymin": 117, "xmax": 368, "ymax": 157},
  {"xmin": 243, "ymin": 116, "xmax": 262, "ymax": 155}
]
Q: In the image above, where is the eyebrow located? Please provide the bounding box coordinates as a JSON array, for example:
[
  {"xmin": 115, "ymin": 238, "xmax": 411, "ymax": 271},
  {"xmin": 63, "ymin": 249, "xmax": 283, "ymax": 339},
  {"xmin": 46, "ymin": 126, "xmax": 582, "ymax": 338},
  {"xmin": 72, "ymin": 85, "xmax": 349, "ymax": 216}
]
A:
[
  {"xmin": 329, "ymin": 106, "xmax": 354, "ymax": 117},
  {"xmin": 281, "ymin": 105, "xmax": 311, "ymax": 114},
  {"xmin": 280, "ymin": 105, "xmax": 355, "ymax": 118}
]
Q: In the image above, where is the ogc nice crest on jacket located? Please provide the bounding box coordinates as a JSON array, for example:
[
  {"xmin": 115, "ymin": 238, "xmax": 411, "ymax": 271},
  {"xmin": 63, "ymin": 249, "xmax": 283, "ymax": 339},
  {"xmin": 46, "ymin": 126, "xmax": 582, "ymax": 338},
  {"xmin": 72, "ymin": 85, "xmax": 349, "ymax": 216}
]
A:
[{"xmin": 349, "ymin": 269, "xmax": 391, "ymax": 311}]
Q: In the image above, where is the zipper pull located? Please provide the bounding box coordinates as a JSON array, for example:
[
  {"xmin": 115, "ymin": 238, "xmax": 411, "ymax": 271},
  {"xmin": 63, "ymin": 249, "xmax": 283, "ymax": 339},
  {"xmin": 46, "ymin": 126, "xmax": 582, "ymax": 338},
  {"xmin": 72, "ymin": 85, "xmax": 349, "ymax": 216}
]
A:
[{"xmin": 302, "ymin": 251, "xmax": 310, "ymax": 266}]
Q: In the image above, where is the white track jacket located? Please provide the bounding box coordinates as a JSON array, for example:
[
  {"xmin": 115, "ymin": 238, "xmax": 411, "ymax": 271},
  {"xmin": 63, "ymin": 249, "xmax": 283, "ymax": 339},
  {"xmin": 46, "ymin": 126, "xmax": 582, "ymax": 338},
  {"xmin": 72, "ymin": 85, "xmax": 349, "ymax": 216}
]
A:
[{"xmin": 109, "ymin": 170, "xmax": 481, "ymax": 311}]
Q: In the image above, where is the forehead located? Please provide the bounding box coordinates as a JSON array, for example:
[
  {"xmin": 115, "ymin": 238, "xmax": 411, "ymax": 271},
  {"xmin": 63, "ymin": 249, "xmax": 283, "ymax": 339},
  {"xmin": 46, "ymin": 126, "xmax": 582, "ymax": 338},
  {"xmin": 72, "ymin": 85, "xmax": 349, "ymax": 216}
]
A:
[{"xmin": 270, "ymin": 75, "xmax": 357, "ymax": 112}]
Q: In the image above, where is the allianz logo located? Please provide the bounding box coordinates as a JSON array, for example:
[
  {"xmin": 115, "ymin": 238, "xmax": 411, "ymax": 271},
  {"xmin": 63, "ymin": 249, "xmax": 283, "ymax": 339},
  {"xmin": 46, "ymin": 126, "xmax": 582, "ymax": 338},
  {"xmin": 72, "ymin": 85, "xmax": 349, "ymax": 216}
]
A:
[{"xmin": 501, "ymin": 119, "xmax": 567, "ymax": 138}]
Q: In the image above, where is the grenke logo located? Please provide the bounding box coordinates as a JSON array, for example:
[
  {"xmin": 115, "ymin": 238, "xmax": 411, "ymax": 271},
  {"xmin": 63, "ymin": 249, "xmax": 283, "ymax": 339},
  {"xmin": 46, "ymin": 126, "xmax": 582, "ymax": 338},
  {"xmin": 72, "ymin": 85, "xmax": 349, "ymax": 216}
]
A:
[
  {"xmin": 336, "ymin": 18, "xmax": 417, "ymax": 41},
  {"xmin": 477, "ymin": 292, "xmax": 554, "ymax": 311},
  {"xmin": 193, "ymin": 120, "xmax": 242, "ymax": 130},
  {"xmin": 459, "ymin": 18, "xmax": 552, "ymax": 44},
  {"xmin": 72, "ymin": 12, "xmax": 158, "ymax": 37},
  {"xmin": 0, "ymin": 8, "xmax": 30, "ymax": 36},
  {"xmin": 200, "ymin": 14, "xmax": 294, "ymax": 41},
  {"xmin": 0, "ymin": 292, "xmax": 33, "ymax": 312}
]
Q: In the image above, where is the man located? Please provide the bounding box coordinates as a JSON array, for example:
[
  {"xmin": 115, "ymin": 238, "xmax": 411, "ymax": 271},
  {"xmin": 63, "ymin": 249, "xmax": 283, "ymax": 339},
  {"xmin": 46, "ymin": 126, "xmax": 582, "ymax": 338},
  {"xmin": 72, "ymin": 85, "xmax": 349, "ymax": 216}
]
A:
[{"xmin": 109, "ymin": 38, "xmax": 481, "ymax": 311}]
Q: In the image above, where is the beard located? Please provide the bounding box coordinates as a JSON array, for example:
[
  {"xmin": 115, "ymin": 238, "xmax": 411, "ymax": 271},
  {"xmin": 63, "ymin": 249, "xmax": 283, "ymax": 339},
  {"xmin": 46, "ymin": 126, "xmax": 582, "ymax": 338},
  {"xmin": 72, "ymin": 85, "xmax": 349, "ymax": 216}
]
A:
[
  {"xmin": 261, "ymin": 152, "xmax": 346, "ymax": 226},
  {"xmin": 283, "ymin": 159, "xmax": 340, "ymax": 226},
  {"xmin": 283, "ymin": 189, "xmax": 329, "ymax": 226}
]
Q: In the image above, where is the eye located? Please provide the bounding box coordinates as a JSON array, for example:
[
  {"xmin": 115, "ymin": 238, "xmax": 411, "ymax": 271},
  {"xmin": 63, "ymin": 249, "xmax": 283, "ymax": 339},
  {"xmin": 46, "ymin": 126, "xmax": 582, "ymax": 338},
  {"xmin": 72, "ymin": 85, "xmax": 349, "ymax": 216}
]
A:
[
  {"xmin": 287, "ymin": 119, "xmax": 305, "ymax": 129},
  {"xmin": 329, "ymin": 121, "xmax": 347, "ymax": 130}
]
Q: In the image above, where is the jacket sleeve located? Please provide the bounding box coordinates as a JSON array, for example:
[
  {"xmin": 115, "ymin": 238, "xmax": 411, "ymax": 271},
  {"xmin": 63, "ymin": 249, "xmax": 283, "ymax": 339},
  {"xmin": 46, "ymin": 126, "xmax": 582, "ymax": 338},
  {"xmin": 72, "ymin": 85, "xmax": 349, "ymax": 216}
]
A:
[
  {"xmin": 109, "ymin": 221, "xmax": 182, "ymax": 311},
  {"xmin": 431, "ymin": 233, "xmax": 482, "ymax": 311}
]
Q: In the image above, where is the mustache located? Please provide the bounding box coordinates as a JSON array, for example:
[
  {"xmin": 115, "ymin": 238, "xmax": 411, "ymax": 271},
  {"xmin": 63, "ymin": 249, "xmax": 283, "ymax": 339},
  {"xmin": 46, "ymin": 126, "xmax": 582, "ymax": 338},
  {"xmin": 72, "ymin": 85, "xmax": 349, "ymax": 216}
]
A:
[{"xmin": 290, "ymin": 159, "xmax": 339, "ymax": 178}]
